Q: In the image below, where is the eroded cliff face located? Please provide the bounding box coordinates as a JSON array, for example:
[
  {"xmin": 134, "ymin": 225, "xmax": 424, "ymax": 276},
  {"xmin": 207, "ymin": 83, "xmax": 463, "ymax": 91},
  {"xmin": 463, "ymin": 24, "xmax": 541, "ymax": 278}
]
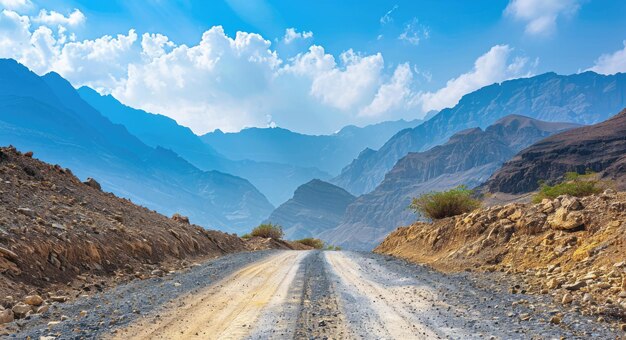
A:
[
  {"xmin": 375, "ymin": 192, "xmax": 626, "ymax": 321},
  {"xmin": 324, "ymin": 115, "xmax": 577, "ymax": 250},
  {"xmin": 485, "ymin": 109, "xmax": 626, "ymax": 194}
]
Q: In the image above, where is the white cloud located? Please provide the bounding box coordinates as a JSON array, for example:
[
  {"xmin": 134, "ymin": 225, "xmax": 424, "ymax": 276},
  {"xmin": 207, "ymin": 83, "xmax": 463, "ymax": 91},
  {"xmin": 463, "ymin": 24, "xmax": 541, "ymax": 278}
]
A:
[
  {"xmin": 417, "ymin": 45, "xmax": 531, "ymax": 112},
  {"xmin": 360, "ymin": 63, "xmax": 414, "ymax": 117},
  {"xmin": 0, "ymin": 0, "xmax": 32, "ymax": 11},
  {"xmin": 0, "ymin": 6, "xmax": 537, "ymax": 134},
  {"xmin": 283, "ymin": 27, "xmax": 313, "ymax": 44},
  {"xmin": 380, "ymin": 5, "xmax": 398, "ymax": 25},
  {"xmin": 588, "ymin": 41, "xmax": 626, "ymax": 75},
  {"xmin": 33, "ymin": 8, "xmax": 85, "ymax": 27},
  {"xmin": 398, "ymin": 18, "xmax": 429, "ymax": 46},
  {"xmin": 504, "ymin": 0, "xmax": 580, "ymax": 35}
]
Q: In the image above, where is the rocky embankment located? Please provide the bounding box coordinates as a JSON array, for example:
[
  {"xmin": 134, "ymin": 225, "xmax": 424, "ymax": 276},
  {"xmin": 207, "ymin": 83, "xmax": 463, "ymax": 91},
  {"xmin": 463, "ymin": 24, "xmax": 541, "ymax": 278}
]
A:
[
  {"xmin": 375, "ymin": 191, "xmax": 626, "ymax": 330},
  {"xmin": 0, "ymin": 146, "xmax": 251, "ymax": 326}
]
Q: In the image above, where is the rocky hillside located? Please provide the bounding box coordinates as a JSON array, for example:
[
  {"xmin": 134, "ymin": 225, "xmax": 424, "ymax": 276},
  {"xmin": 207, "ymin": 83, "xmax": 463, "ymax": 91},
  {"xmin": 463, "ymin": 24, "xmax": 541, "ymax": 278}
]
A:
[
  {"xmin": 485, "ymin": 109, "xmax": 626, "ymax": 194},
  {"xmin": 323, "ymin": 115, "xmax": 577, "ymax": 250},
  {"xmin": 376, "ymin": 192, "xmax": 626, "ymax": 324},
  {"xmin": 0, "ymin": 146, "xmax": 249, "ymax": 322},
  {"xmin": 0, "ymin": 59, "xmax": 273, "ymax": 232},
  {"xmin": 332, "ymin": 71, "xmax": 626, "ymax": 196},
  {"xmin": 265, "ymin": 179, "xmax": 356, "ymax": 240}
]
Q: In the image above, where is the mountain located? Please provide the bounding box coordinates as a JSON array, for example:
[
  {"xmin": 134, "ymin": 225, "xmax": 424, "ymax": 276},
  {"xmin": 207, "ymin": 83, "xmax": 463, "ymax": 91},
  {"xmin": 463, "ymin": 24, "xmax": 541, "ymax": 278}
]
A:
[
  {"xmin": 200, "ymin": 119, "xmax": 422, "ymax": 175},
  {"xmin": 331, "ymin": 72, "xmax": 626, "ymax": 196},
  {"xmin": 322, "ymin": 115, "xmax": 579, "ymax": 250},
  {"xmin": 264, "ymin": 179, "xmax": 356, "ymax": 240},
  {"xmin": 0, "ymin": 59, "xmax": 273, "ymax": 233},
  {"xmin": 484, "ymin": 109, "xmax": 626, "ymax": 193},
  {"xmin": 78, "ymin": 86, "xmax": 329, "ymax": 206}
]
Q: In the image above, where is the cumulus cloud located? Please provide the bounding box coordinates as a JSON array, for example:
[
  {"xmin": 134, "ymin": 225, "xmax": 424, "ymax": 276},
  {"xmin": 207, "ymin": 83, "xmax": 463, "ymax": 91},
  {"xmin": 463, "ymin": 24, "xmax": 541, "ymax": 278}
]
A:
[
  {"xmin": 33, "ymin": 8, "xmax": 85, "ymax": 27},
  {"xmin": 588, "ymin": 41, "xmax": 626, "ymax": 75},
  {"xmin": 0, "ymin": 5, "xmax": 536, "ymax": 134},
  {"xmin": 417, "ymin": 45, "xmax": 531, "ymax": 112},
  {"xmin": 505, "ymin": 0, "xmax": 580, "ymax": 35},
  {"xmin": 283, "ymin": 27, "xmax": 313, "ymax": 44}
]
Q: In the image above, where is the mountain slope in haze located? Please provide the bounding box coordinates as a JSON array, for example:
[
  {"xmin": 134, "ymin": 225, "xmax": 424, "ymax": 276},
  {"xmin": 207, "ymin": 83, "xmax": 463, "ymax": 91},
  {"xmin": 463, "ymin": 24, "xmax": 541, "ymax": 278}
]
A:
[
  {"xmin": 264, "ymin": 179, "xmax": 356, "ymax": 240},
  {"xmin": 332, "ymin": 72, "xmax": 626, "ymax": 196},
  {"xmin": 200, "ymin": 119, "xmax": 422, "ymax": 175},
  {"xmin": 78, "ymin": 86, "xmax": 330, "ymax": 206},
  {"xmin": 484, "ymin": 109, "xmax": 626, "ymax": 194},
  {"xmin": 0, "ymin": 59, "xmax": 273, "ymax": 233},
  {"xmin": 322, "ymin": 115, "xmax": 579, "ymax": 250}
]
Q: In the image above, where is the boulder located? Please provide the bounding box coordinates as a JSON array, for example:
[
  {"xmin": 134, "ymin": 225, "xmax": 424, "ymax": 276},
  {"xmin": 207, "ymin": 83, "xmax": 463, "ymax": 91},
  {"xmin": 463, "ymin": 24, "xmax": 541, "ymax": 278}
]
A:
[
  {"xmin": 24, "ymin": 295, "xmax": 43, "ymax": 306},
  {"xmin": 172, "ymin": 213, "xmax": 190, "ymax": 224},
  {"xmin": 547, "ymin": 208, "xmax": 585, "ymax": 231},
  {"xmin": 83, "ymin": 177, "xmax": 101, "ymax": 191},
  {"xmin": 12, "ymin": 303, "xmax": 32, "ymax": 318},
  {"xmin": 0, "ymin": 309, "xmax": 13, "ymax": 324}
]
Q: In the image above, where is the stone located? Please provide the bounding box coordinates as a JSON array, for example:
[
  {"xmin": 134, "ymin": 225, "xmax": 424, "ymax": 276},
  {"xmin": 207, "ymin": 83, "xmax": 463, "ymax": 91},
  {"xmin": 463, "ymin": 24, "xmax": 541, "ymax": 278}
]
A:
[
  {"xmin": 50, "ymin": 296, "xmax": 68, "ymax": 303},
  {"xmin": 17, "ymin": 207, "xmax": 35, "ymax": 217},
  {"xmin": 546, "ymin": 278, "xmax": 561, "ymax": 289},
  {"xmin": 171, "ymin": 213, "xmax": 190, "ymax": 224},
  {"xmin": 24, "ymin": 295, "xmax": 43, "ymax": 306},
  {"xmin": 0, "ymin": 309, "xmax": 13, "ymax": 324},
  {"xmin": 547, "ymin": 208, "xmax": 585, "ymax": 231},
  {"xmin": 0, "ymin": 247, "xmax": 17, "ymax": 260},
  {"xmin": 562, "ymin": 293, "xmax": 574, "ymax": 304},
  {"xmin": 36, "ymin": 305, "xmax": 49, "ymax": 314},
  {"xmin": 563, "ymin": 281, "xmax": 586, "ymax": 291},
  {"xmin": 11, "ymin": 303, "xmax": 32, "ymax": 318},
  {"xmin": 151, "ymin": 269, "xmax": 165, "ymax": 277},
  {"xmin": 549, "ymin": 316, "xmax": 561, "ymax": 324},
  {"xmin": 620, "ymin": 324, "xmax": 626, "ymax": 332},
  {"xmin": 83, "ymin": 177, "xmax": 101, "ymax": 191},
  {"xmin": 561, "ymin": 196, "xmax": 583, "ymax": 211},
  {"xmin": 24, "ymin": 151, "xmax": 33, "ymax": 158}
]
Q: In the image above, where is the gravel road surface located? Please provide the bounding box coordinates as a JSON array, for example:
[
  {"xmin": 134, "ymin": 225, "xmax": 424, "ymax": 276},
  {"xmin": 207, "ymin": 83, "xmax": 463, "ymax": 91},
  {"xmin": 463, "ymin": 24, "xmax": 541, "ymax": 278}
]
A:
[{"xmin": 8, "ymin": 250, "xmax": 621, "ymax": 339}]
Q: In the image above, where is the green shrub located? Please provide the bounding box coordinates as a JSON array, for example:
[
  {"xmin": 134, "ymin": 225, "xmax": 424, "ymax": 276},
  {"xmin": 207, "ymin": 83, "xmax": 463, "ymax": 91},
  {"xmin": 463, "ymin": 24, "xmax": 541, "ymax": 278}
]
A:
[
  {"xmin": 241, "ymin": 233, "xmax": 252, "ymax": 239},
  {"xmin": 250, "ymin": 223, "xmax": 284, "ymax": 239},
  {"xmin": 532, "ymin": 172, "xmax": 605, "ymax": 203},
  {"xmin": 295, "ymin": 238, "xmax": 325, "ymax": 249},
  {"xmin": 409, "ymin": 185, "xmax": 481, "ymax": 220},
  {"xmin": 324, "ymin": 245, "xmax": 342, "ymax": 251}
]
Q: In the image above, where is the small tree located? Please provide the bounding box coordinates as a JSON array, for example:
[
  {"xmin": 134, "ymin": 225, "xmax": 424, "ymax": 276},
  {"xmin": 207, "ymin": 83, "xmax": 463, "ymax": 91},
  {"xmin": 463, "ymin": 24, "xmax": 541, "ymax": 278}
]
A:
[
  {"xmin": 410, "ymin": 185, "xmax": 480, "ymax": 220},
  {"xmin": 250, "ymin": 223, "xmax": 284, "ymax": 239}
]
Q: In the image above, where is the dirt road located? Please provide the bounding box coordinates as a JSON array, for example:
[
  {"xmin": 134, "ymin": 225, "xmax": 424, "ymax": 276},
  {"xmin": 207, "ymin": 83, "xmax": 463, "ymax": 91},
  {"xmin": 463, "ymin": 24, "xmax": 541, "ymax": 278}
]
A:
[{"xmin": 13, "ymin": 250, "xmax": 621, "ymax": 339}]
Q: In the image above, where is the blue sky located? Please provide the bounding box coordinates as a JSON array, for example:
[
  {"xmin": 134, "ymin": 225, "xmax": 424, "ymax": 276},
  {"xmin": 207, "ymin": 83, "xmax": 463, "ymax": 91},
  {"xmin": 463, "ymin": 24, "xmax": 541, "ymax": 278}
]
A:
[{"xmin": 1, "ymin": 0, "xmax": 625, "ymax": 134}]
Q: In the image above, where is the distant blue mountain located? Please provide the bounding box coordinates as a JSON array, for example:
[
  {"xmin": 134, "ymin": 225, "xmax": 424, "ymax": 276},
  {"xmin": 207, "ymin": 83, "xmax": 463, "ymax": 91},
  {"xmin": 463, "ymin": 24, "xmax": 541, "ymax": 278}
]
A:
[
  {"xmin": 78, "ymin": 87, "xmax": 330, "ymax": 205},
  {"xmin": 332, "ymin": 71, "xmax": 626, "ymax": 195},
  {"xmin": 200, "ymin": 119, "xmax": 423, "ymax": 175},
  {"xmin": 0, "ymin": 59, "xmax": 273, "ymax": 233}
]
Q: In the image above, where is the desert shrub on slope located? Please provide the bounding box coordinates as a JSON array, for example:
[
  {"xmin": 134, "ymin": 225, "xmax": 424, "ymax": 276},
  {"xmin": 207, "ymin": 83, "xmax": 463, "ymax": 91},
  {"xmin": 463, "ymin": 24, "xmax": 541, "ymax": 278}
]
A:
[
  {"xmin": 532, "ymin": 172, "xmax": 607, "ymax": 203},
  {"xmin": 410, "ymin": 185, "xmax": 481, "ymax": 220},
  {"xmin": 295, "ymin": 238, "xmax": 325, "ymax": 249},
  {"xmin": 251, "ymin": 223, "xmax": 284, "ymax": 239}
]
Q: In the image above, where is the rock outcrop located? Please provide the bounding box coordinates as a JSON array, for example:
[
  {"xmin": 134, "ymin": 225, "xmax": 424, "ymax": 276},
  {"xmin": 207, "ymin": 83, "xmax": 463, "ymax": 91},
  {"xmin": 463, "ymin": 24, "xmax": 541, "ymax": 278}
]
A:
[
  {"xmin": 323, "ymin": 115, "xmax": 577, "ymax": 250},
  {"xmin": 375, "ymin": 192, "xmax": 626, "ymax": 322},
  {"xmin": 265, "ymin": 179, "xmax": 356, "ymax": 240},
  {"xmin": 484, "ymin": 109, "xmax": 626, "ymax": 194}
]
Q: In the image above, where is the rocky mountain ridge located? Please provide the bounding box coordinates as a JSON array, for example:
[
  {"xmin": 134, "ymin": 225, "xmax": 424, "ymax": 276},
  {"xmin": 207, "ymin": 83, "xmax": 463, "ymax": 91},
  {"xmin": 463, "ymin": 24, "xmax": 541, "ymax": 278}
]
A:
[
  {"xmin": 484, "ymin": 109, "xmax": 626, "ymax": 194},
  {"xmin": 332, "ymin": 71, "xmax": 626, "ymax": 196},
  {"xmin": 322, "ymin": 115, "xmax": 578, "ymax": 249}
]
